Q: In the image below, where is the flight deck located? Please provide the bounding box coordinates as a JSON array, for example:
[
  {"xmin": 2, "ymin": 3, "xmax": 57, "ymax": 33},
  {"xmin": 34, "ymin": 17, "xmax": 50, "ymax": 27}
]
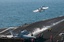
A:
[{"xmin": 0, "ymin": 16, "xmax": 64, "ymax": 42}]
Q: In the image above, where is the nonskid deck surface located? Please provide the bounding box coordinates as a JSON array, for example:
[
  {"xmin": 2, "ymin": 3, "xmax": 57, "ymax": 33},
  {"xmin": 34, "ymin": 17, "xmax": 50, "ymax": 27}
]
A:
[{"xmin": 0, "ymin": 16, "xmax": 64, "ymax": 42}]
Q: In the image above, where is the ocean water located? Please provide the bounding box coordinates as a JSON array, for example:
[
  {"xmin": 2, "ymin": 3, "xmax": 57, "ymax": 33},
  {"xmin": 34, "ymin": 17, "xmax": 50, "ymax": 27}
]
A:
[{"xmin": 0, "ymin": 0, "xmax": 64, "ymax": 28}]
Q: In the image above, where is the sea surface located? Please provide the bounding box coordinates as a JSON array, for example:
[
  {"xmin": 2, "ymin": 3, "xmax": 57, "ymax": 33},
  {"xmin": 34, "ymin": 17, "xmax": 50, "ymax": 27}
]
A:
[{"xmin": 0, "ymin": 0, "xmax": 64, "ymax": 28}]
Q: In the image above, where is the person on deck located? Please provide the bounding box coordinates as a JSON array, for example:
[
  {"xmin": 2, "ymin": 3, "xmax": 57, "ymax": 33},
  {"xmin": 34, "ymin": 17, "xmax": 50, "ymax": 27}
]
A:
[{"xmin": 48, "ymin": 28, "xmax": 52, "ymax": 32}]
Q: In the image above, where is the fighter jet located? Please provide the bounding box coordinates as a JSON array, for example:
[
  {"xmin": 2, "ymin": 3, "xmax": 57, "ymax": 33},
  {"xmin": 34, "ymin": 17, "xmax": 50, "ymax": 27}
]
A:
[
  {"xmin": 0, "ymin": 30, "xmax": 36, "ymax": 39},
  {"xmin": 33, "ymin": 6, "xmax": 49, "ymax": 12}
]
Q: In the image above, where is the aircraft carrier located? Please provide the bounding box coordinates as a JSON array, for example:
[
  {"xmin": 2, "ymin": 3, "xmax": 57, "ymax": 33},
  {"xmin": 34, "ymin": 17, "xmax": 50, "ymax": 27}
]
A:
[{"xmin": 0, "ymin": 16, "xmax": 64, "ymax": 42}]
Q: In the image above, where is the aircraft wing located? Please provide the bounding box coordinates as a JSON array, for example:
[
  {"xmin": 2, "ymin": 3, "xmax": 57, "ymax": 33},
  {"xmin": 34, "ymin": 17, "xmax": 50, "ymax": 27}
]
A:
[
  {"xmin": 23, "ymin": 35, "xmax": 36, "ymax": 39},
  {"xmin": 42, "ymin": 7, "xmax": 49, "ymax": 10},
  {"xmin": 33, "ymin": 9, "xmax": 39, "ymax": 12}
]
